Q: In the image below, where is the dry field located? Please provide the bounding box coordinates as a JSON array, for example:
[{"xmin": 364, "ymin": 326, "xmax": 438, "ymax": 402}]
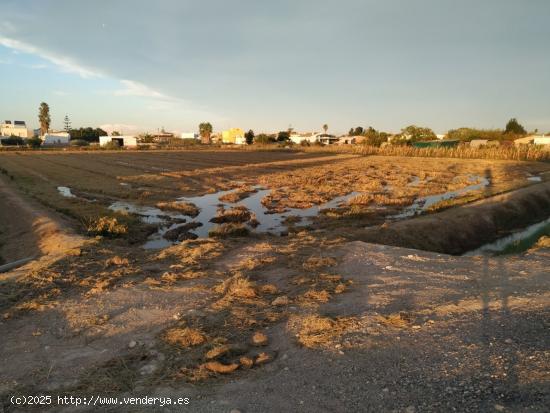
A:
[
  {"xmin": 0, "ymin": 149, "xmax": 548, "ymax": 246},
  {"xmin": 1, "ymin": 149, "xmax": 549, "ymax": 412}
]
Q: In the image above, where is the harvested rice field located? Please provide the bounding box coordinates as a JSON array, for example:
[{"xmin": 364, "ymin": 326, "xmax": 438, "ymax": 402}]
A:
[{"xmin": 1, "ymin": 149, "xmax": 550, "ymax": 412}]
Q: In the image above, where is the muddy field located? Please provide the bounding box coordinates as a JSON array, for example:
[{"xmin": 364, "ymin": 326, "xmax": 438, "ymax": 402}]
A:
[
  {"xmin": 0, "ymin": 149, "xmax": 549, "ymax": 412},
  {"xmin": 0, "ymin": 150, "xmax": 548, "ymax": 257}
]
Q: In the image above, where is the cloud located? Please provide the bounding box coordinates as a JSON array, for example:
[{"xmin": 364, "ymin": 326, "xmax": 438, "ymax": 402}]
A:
[
  {"xmin": 114, "ymin": 80, "xmax": 169, "ymax": 100},
  {"xmin": 0, "ymin": 36, "xmax": 101, "ymax": 78},
  {"xmin": 99, "ymin": 123, "xmax": 141, "ymax": 134}
]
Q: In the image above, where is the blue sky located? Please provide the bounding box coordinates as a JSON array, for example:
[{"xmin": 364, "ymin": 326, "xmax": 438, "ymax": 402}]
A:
[{"xmin": 1, "ymin": 0, "xmax": 549, "ymax": 135}]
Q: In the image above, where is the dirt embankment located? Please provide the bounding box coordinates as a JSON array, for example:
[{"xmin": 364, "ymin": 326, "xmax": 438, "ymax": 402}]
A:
[
  {"xmin": 360, "ymin": 182, "xmax": 550, "ymax": 255},
  {"xmin": 0, "ymin": 176, "xmax": 84, "ymax": 268}
]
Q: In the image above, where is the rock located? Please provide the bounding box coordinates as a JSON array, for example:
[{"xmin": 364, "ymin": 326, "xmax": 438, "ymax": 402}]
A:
[
  {"xmin": 203, "ymin": 361, "xmax": 239, "ymax": 374},
  {"xmin": 334, "ymin": 283, "xmax": 346, "ymax": 294},
  {"xmin": 271, "ymin": 296, "xmax": 290, "ymax": 306},
  {"xmin": 230, "ymin": 410, "xmax": 242, "ymax": 413},
  {"xmin": 128, "ymin": 340, "xmax": 137, "ymax": 349},
  {"xmin": 251, "ymin": 332, "xmax": 268, "ymax": 346},
  {"xmin": 239, "ymin": 356, "xmax": 254, "ymax": 369},
  {"xmin": 405, "ymin": 406, "xmax": 416, "ymax": 413},
  {"xmin": 504, "ymin": 338, "xmax": 513, "ymax": 344}
]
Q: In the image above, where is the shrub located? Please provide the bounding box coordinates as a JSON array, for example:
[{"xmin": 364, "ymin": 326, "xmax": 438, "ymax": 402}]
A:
[
  {"xmin": 25, "ymin": 137, "xmax": 42, "ymax": 148},
  {"xmin": 103, "ymin": 141, "xmax": 121, "ymax": 150},
  {"xmin": 0, "ymin": 136, "xmax": 24, "ymax": 146},
  {"xmin": 70, "ymin": 139, "xmax": 90, "ymax": 147},
  {"xmin": 86, "ymin": 216, "xmax": 127, "ymax": 236}
]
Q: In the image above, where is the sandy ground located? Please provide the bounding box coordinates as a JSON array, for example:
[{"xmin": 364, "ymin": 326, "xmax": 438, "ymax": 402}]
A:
[{"xmin": 0, "ymin": 157, "xmax": 548, "ymax": 412}]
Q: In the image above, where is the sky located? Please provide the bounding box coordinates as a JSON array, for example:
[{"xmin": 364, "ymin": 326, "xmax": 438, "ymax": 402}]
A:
[{"xmin": 1, "ymin": 0, "xmax": 549, "ymax": 135}]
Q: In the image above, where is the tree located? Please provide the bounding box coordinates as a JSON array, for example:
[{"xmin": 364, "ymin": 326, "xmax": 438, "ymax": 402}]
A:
[
  {"xmin": 323, "ymin": 124, "xmax": 328, "ymax": 134},
  {"xmin": 505, "ymin": 118, "xmax": 526, "ymax": 135},
  {"xmin": 245, "ymin": 129, "xmax": 255, "ymax": 145},
  {"xmin": 255, "ymin": 134, "xmax": 275, "ymax": 144},
  {"xmin": 199, "ymin": 122, "xmax": 213, "ymax": 144},
  {"xmin": 277, "ymin": 131, "xmax": 290, "ymax": 142},
  {"xmin": 63, "ymin": 114, "xmax": 71, "ymax": 132},
  {"xmin": 38, "ymin": 102, "xmax": 51, "ymax": 135},
  {"xmin": 68, "ymin": 127, "xmax": 108, "ymax": 142},
  {"xmin": 399, "ymin": 125, "xmax": 437, "ymax": 142},
  {"xmin": 111, "ymin": 131, "xmax": 121, "ymax": 136}
]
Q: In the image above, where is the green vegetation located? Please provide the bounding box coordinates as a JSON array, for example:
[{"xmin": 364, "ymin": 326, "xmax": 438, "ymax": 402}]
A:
[
  {"xmin": 505, "ymin": 118, "xmax": 527, "ymax": 135},
  {"xmin": 254, "ymin": 134, "xmax": 276, "ymax": 144},
  {"xmin": 69, "ymin": 127, "xmax": 108, "ymax": 142},
  {"xmin": 199, "ymin": 122, "xmax": 213, "ymax": 143},
  {"xmin": 25, "ymin": 137, "xmax": 42, "ymax": 148},
  {"xmin": 245, "ymin": 129, "xmax": 255, "ymax": 145}
]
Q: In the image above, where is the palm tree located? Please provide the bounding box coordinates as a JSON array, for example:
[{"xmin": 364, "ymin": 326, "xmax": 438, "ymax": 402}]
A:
[
  {"xmin": 38, "ymin": 102, "xmax": 51, "ymax": 136},
  {"xmin": 199, "ymin": 122, "xmax": 213, "ymax": 144},
  {"xmin": 323, "ymin": 124, "xmax": 328, "ymax": 134}
]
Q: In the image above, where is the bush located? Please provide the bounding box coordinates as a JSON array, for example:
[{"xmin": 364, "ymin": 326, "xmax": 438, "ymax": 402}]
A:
[
  {"xmin": 70, "ymin": 139, "xmax": 90, "ymax": 147},
  {"xmin": 254, "ymin": 134, "xmax": 276, "ymax": 144},
  {"xmin": 103, "ymin": 141, "xmax": 121, "ymax": 150},
  {"xmin": 0, "ymin": 136, "xmax": 25, "ymax": 146},
  {"xmin": 25, "ymin": 137, "xmax": 42, "ymax": 148},
  {"xmin": 86, "ymin": 216, "xmax": 127, "ymax": 237}
]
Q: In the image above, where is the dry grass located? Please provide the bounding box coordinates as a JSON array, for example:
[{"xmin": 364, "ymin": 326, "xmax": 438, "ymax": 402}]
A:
[
  {"xmin": 531, "ymin": 236, "xmax": 550, "ymax": 251},
  {"xmin": 86, "ymin": 217, "xmax": 127, "ymax": 236},
  {"xmin": 208, "ymin": 223, "xmax": 250, "ymax": 238},
  {"xmin": 300, "ymin": 143, "xmax": 550, "ymax": 162},
  {"xmin": 156, "ymin": 201, "xmax": 199, "ymax": 217},
  {"xmin": 164, "ymin": 327, "xmax": 206, "ymax": 348},
  {"xmin": 211, "ymin": 205, "xmax": 252, "ymax": 224},
  {"xmin": 214, "ymin": 273, "xmax": 257, "ymax": 299}
]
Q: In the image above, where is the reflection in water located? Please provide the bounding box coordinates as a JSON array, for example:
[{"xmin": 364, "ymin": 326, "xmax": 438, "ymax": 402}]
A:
[
  {"xmin": 465, "ymin": 217, "xmax": 550, "ymax": 256},
  {"xmin": 57, "ymin": 186, "xmax": 76, "ymax": 198},
  {"xmin": 393, "ymin": 175, "xmax": 490, "ymax": 219},
  {"xmin": 110, "ymin": 187, "xmax": 360, "ymax": 249}
]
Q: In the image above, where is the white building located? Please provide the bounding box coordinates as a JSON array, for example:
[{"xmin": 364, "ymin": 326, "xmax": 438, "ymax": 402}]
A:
[
  {"xmin": 1, "ymin": 120, "xmax": 29, "ymax": 138},
  {"xmin": 99, "ymin": 135, "xmax": 137, "ymax": 147},
  {"xmin": 533, "ymin": 135, "xmax": 550, "ymax": 146},
  {"xmin": 289, "ymin": 132, "xmax": 320, "ymax": 144},
  {"xmin": 181, "ymin": 132, "xmax": 200, "ymax": 140},
  {"xmin": 42, "ymin": 132, "xmax": 70, "ymax": 145}
]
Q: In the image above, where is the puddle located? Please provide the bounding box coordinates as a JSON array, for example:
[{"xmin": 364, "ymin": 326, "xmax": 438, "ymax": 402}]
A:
[
  {"xmin": 109, "ymin": 187, "xmax": 361, "ymax": 249},
  {"xmin": 393, "ymin": 176, "xmax": 490, "ymax": 219},
  {"xmin": 465, "ymin": 217, "xmax": 550, "ymax": 256},
  {"xmin": 57, "ymin": 186, "xmax": 76, "ymax": 198}
]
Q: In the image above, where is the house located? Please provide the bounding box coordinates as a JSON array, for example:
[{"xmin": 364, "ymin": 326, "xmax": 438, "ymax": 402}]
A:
[
  {"xmin": 99, "ymin": 135, "xmax": 137, "ymax": 148},
  {"xmin": 289, "ymin": 132, "xmax": 319, "ymax": 145},
  {"xmin": 533, "ymin": 135, "xmax": 550, "ymax": 146},
  {"xmin": 469, "ymin": 139, "xmax": 488, "ymax": 148},
  {"xmin": 181, "ymin": 132, "xmax": 200, "ymax": 140},
  {"xmin": 1, "ymin": 120, "xmax": 29, "ymax": 138},
  {"xmin": 42, "ymin": 132, "xmax": 70, "ymax": 145},
  {"xmin": 337, "ymin": 136, "xmax": 367, "ymax": 145},
  {"xmin": 318, "ymin": 134, "xmax": 339, "ymax": 145},
  {"xmin": 221, "ymin": 128, "xmax": 245, "ymax": 144},
  {"xmin": 436, "ymin": 134, "xmax": 446, "ymax": 140}
]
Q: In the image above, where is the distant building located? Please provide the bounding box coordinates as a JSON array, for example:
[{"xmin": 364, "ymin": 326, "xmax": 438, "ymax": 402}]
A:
[
  {"xmin": 222, "ymin": 128, "xmax": 245, "ymax": 144},
  {"xmin": 289, "ymin": 132, "xmax": 319, "ymax": 144},
  {"xmin": 42, "ymin": 132, "xmax": 70, "ymax": 146},
  {"xmin": 533, "ymin": 135, "xmax": 550, "ymax": 146},
  {"xmin": 99, "ymin": 135, "xmax": 137, "ymax": 148},
  {"xmin": 1, "ymin": 120, "xmax": 29, "ymax": 138},
  {"xmin": 337, "ymin": 135, "xmax": 367, "ymax": 145},
  {"xmin": 514, "ymin": 136, "xmax": 535, "ymax": 146},
  {"xmin": 436, "ymin": 134, "xmax": 446, "ymax": 140},
  {"xmin": 181, "ymin": 132, "xmax": 200, "ymax": 140},
  {"xmin": 318, "ymin": 134, "xmax": 338, "ymax": 145}
]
